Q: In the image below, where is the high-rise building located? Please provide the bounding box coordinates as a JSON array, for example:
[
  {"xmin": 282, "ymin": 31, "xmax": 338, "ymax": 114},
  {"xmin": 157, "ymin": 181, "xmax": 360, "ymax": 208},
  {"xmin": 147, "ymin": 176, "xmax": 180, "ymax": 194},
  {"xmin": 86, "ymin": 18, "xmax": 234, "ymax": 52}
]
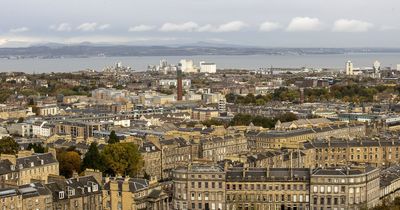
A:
[
  {"xmin": 397, "ymin": 64, "xmax": 400, "ymax": 71},
  {"xmin": 373, "ymin": 60, "xmax": 381, "ymax": 78},
  {"xmin": 179, "ymin": 59, "xmax": 197, "ymax": 73},
  {"xmin": 345, "ymin": 60, "xmax": 353, "ymax": 75},
  {"xmin": 200, "ymin": 61, "xmax": 217, "ymax": 73}
]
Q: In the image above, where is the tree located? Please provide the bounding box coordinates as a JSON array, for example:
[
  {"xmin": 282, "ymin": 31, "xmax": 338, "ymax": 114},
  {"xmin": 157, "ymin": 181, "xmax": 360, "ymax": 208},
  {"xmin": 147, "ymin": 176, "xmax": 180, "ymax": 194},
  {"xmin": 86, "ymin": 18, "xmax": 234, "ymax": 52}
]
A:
[
  {"xmin": 27, "ymin": 143, "xmax": 47, "ymax": 153},
  {"xmin": 57, "ymin": 150, "xmax": 82, "ymax": 178},
  {"xmin": 17, "ymin": 117, "xmax": 24, "ymax": 123},
  {"xmin": 0, "ymin": 137, "xmax": 19, "ymax": 155},
  {"xmin": 108, "ymin": 130, "xmax": 119, "ymax": 144},
  {"xmin": 82, "ymin": 142, "xmax": 104, "ymax": 171},
  {"xmin": 101, "ymin": 143, "xmax": 143, "ymax": 177}
]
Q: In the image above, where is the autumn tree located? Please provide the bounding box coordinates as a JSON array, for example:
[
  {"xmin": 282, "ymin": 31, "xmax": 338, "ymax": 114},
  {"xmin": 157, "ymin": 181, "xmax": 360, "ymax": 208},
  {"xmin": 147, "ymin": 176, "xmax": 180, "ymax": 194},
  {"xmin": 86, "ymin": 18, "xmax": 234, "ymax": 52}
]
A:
[
  {"xmin": 57, "ymin": 149, "xmax": 82, "ymax": 178},
  {"xmin": 0, "ymin": 137, "xmax": 19, "ymax": 155},
  {"xmin": 27, "ymin": 143, "xmax": 47, "ymax": 153},
  {"xmin": 101, "ymin": 143, "xmax": 143, "ymax": 177}
]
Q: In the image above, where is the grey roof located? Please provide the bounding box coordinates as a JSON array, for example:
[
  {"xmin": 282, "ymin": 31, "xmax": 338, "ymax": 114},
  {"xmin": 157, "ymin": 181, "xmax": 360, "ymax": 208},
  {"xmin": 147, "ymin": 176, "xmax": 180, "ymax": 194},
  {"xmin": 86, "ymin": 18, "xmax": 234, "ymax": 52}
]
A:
[
  {"xmin": 226, "ymin": 168, "xmax": 310, "ymax": 182},
  {"xmin": 16, "ymin": 153, "xmax": 58, "ymax": 169},
  {"xmin": 103, "ymin": 178, "xmax": 149, "ymax": 193}
]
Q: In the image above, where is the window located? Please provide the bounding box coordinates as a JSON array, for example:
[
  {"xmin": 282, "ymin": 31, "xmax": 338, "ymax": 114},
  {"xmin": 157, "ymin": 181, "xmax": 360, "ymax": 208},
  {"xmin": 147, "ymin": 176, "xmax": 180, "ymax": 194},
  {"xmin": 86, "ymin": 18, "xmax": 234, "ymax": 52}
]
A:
[{"xmin": 59, "ymin": 191, "xmax": 65, "ymax": 199}]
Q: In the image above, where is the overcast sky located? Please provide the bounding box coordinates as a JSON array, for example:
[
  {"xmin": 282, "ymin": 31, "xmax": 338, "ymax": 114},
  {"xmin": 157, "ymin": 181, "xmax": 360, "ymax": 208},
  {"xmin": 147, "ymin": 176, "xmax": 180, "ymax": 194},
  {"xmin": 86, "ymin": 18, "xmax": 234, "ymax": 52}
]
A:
[{"xmin": 1, "ymin": 0, "xmax": 399, "ymax": 47}]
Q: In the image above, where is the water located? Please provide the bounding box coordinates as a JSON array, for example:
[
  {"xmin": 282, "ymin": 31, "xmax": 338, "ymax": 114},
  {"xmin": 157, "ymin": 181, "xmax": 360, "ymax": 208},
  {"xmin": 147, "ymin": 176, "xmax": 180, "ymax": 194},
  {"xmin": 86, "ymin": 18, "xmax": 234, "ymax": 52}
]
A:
[{"xmin": 0, "ymin": 53, "xmax": 399, "ymax": 73}]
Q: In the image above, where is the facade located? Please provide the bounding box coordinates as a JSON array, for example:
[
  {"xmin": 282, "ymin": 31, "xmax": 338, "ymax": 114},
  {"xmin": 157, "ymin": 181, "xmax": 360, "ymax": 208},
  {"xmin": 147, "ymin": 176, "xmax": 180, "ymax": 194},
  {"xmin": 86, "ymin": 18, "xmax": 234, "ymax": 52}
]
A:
[
  {"xmin": 32, "ymin": 121, "xmax": 54, "ymax": 137},
  {"xmin": 173, "ymin": 165, "xmax": 226, "ymax": 210},
  {"xmin": 200, "ymin": 62, "xmax": 217, "ymax": 74},
  {"xmin": 346, "ymin": 60, "xmax": 354, "ymax": 75},
  {"xmin": 254, "ymin": 124, "xmax": 366, "ymax": 150},
  {"xmin": 179, "ymin": 59, "xmax": 197, "ymax": 73},
  {"xmin": 303, "ymin": 138, "xmax": 400, "ymax": 167},
  {"xmin": 310, "ymin": 167, "xmax": 380, "ymax": 210},
  {"xmin": 141, "ymin": 141, "xmax": 162, "ymax": 181},
  {"xmin": 172, "ymin": 165, "xmax": 383, "ymax": 210},
  {"xmin": 103, "ymin": 177, "xmax": 170, "ymax": 210},
  {"xmin": 192, "ymin": 108, "xmax": 219, "ymax": 121},
  {"xmin": 46, "ymin": 175, "xmax": 102, "ymax": 210},
  {"xmin": 0, "ymin": 151, "xmax": 59, "ymax": 186},
  {"xmin": 201, "ymin": 134, "xmax": 248, "ymax": 162},
  {"xmin": 159, "ymin": 79, "xmax": 191, "ymax": 89},
  {"xmin": 34, "ymin": 104, "xmax": 60, "ymax": 116}
]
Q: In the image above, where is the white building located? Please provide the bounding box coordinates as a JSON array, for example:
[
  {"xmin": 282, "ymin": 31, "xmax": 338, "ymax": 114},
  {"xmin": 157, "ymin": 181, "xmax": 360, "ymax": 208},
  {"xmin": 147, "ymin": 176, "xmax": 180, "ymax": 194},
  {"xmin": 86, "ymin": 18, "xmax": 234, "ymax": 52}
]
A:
[
  {"xmin": 397, "ymin": 64, "xmax": 400, "ymax": 71},
  {"xmin": 345, "ymin": 60, "xmax": 354, "ymax": 75},
  {"xmin": 199, "ymin": 61, "xmax": 217, "ymax": 73},
  {"xmin": 32, "ymin": 121, "xmax": 53, "ymax": 137},
  {"xmin": 7, "ymin": 123, "xmax": 32, "ymax": 137},
  {"xmin": 158, "ymin": 79, "xmax": 191, "ymax": 89},
  {"xmin": 179, "ymin": 59, "xmax": 197, "ymax": 73},
  {"xmin": 373, "ymin": 60, "xmax": 381, "ymax": 78}
]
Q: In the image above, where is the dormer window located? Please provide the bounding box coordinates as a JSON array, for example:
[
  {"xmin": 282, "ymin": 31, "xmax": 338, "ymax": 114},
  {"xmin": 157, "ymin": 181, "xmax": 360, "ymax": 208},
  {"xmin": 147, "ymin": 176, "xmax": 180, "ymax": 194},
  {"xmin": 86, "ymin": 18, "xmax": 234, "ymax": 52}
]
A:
[
  {"xmin": 40, "ymin": 160, "xmax": 44, "ymax": 165},
  {"xmin": 92, "ymin": 184, "xmax": 98, "ymax": 192},
  {"xmin": 19, "ymin": 164, "xmax": 23, "ymax": 169},
  {"xmin": 10, "ymin": 165, "xmax": 15, "ymax": 171},
  {"xmin": 30, "ymin": 162, "xmax": 34, "ymax": 167},
  {"xmin": 59, "ymin": 191, "xmax": 65, "ymax": 199},
  {"xmin": 68, "ymin": 188, "xmax": 75, "ymax": 196}
]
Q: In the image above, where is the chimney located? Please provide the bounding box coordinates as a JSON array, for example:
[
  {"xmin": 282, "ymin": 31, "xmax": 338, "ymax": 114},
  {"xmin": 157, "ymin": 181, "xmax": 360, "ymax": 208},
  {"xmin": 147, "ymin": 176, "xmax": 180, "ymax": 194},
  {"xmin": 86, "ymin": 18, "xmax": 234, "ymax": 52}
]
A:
[
  {"xmin": 177, "ymin": 69, "xmax": 183, "ymax": 101},
  {"xmin": 300, "ymin": 88, "xmax": 304, "ymax": 104}
]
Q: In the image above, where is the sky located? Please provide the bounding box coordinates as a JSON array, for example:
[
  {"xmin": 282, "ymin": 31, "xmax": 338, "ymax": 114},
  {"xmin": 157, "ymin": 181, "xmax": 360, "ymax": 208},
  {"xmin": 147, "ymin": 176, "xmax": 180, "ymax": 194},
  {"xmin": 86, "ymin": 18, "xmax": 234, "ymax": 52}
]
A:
[{"xmin": 0, "ymin": 0, "xmax": 400, "ymax": 48}]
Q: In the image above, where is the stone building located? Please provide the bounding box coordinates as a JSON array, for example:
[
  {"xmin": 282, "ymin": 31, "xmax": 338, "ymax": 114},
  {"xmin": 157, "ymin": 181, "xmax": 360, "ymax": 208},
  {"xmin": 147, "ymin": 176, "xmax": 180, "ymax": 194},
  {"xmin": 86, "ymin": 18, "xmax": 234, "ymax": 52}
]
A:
[
  {"xmin": 310, "ymin": 166, "xmax": 380, "ymax": 210},
  {"xmin": 46, "ymin": 175, "xmax": 102, "ymax": 210},
  {"xmin": 173, "ymin": 164, "xmax": 226, "ymax": 210}
]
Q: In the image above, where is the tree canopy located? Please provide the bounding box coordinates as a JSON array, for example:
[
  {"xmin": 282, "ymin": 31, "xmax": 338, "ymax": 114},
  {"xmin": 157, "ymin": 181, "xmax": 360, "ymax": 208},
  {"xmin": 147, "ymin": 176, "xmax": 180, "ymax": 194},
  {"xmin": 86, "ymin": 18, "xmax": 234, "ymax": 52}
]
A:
[
  {"xmin": 82, "ymin": 142, "xmax": 104, "ymax": 171},
  {"xmin": 0, "ymin": 137, "xmax": 19, "ymax": 155},
  {"xmin": 57, "ymin": 149, "xmax": 82, "ymax": 178},
  {"xmin": 108, "ymin": 130, "xmax": 120, "ymax": 144},
  {"xmin": 101, "ymin": 143, "xmax": 143, "ymax": 177}
]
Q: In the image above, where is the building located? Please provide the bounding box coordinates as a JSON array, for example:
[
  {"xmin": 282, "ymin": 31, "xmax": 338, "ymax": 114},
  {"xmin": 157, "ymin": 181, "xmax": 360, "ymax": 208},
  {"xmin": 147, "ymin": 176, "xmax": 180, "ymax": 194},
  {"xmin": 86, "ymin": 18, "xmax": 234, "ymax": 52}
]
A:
[
  {"xmin": 201, "ymin": 134, "xmax": 248, "ymax": 162},
  {"xmin": 179, "ymin": 59, "xmax": 197, "ymax": 73},
  {"xmin": 7, "ymin": 123, "xmax": 32, "ymax": 137},
  {"xmin": 0, "ymin": 151, "xmax": 59, "ymax": 186},
  {"xmin": 373, "ymin": 60, "xmax": 381, "ymax": 79},
  {"xmin": 46, "ymin": 175, "xmax": 102, "ymax": 210},
  {"xmin": 141, "ymin": 141, "xmax": 162, "ymax": 181},
  {"xmin": 310, "ymin": 166, "xmax": 380, "ymax": 210},
  {"xmin": 34, "ymin": 104, "xmax": 60, "ymax": 116},
  {"xmin": 32, "ymin": 121, "xmax": 54, "ymax": 137},
  {"xmin": 200, "ymin": 62, "xmax": 217, "ymax": 74},
  {"xmin": 158, "ymin": 79, "xmax": 191, "ymax": 89},
  {"xmin": 0, "ymin": 182, "xmax": 52, "ymax": 210},
  {"xmin": 192, "ymin": 108, "xmax": 219, "ymax": 121},
  {"xmin": 226, "ymin": 167, "xmax": 311, "ymax": 210},
  {"xmin": 346, "ymin": 60, "xmax": 354, "ymax": 75},
  {"xmin": 103, "ymin": 177, "xmax": 170, "ymax": 210},
  {"xmin": 254, "ymin": 123, "xmax": 366, "ymax": 150},
  {"xmin": 173, "ymin": 164, "xmax": 226, "ymax": 210}
]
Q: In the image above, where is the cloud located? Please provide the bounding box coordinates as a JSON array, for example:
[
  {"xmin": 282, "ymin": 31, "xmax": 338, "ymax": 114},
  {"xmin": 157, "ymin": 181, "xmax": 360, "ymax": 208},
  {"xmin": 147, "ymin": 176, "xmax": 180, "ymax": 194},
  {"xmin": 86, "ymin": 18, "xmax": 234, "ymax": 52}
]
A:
[
  {"xmin": 379, "ymin": 25, "xmax": 398, "ymax": 31},
  {"xmin": 159, "ymin": 22, "xmax": 199, "ymax": 32},
  {"xmin": 129, "ymin": 25, "xmax": 155, "ymax": 32},
  {"xmin": 76, "ymin": 22, "xmax": 98, "ymax": 31},
  {"xmin": 197, "ymin": 24, "xmax": 216, "ymax": 32},
  {"xmin": 333, "ymin": 19, "xmax": 373, "ymax": 32},
  {"xmin": 9, "ymin": 27, "xmax": 30, "ymax": 33},
  {"xmin": 50, "ymin": 23, "xmax": 72, "ymax": 32},
  {"xmin": 259, "ymin": 21, "xmax": 281, "ymax": 32},
  {"xmin": 286, "ymin": 17, "xmax": 323, "ymax": 32},
  {"xmin": 216, "ymin": 21, "xmax": 247, "ymax": 32},
  {"xmin": 98, "ymin": 24, "xmax": 111, "ymax": 30}
]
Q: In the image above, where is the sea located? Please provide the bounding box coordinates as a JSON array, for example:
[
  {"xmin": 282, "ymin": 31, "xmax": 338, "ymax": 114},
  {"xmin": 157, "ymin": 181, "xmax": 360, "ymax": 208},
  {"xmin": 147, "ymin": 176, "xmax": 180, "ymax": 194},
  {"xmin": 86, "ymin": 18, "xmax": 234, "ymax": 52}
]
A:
[{"xmin": 0, "ymin": 53, "xmax": 399, "ymax": 73}]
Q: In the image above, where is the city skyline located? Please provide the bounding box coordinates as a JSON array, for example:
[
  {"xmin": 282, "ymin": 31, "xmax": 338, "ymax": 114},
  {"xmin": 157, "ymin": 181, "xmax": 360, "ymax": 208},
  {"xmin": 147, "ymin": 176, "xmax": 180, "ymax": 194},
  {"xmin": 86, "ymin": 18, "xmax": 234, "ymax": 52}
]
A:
[{"xmin": 1, "ymin": 0, "xmax": 400, "ymax": 47}]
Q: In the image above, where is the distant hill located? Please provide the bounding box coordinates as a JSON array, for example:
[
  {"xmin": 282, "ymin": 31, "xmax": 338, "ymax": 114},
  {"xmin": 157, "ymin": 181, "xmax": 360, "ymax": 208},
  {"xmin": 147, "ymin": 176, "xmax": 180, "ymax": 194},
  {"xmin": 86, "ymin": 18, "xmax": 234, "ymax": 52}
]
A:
[{"xmin": 1, "ymin": 43, "xmax": 400, "ymax": 59}]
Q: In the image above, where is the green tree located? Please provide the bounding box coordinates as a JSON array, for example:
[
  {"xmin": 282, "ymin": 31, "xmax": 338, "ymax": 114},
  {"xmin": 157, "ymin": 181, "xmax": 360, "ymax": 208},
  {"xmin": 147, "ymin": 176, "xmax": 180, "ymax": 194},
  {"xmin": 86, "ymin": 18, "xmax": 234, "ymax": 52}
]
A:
[
  {"xmin": 101, "ymin": 143, "xmax": 143, "ymax": 177},
  {"xmin": 108, "ymin": 130, "xmax": 120, "ymax": 144},
  {"xmin": 57, "ymin": 150, "xmax": 82, "ymax": 178},
  {"xmin": 0, "ymin": 137, "xmax": 19, "ymax": 155},
  {"xmin": 17, "ymin": 117, "xmax": 24, "ymax": 123},
  {"xmin": 27, "ymin": 143, "xmax": 47, "ymax": 153},
  {"xmin": 82, "ymin": 142, "xmax": 104, "ymax": 171}
]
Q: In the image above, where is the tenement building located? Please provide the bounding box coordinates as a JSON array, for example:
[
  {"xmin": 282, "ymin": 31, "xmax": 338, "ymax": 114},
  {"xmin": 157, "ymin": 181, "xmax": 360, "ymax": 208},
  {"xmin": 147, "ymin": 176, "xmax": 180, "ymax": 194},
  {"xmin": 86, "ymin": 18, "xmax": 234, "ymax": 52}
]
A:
[
  {"xmin": 173, "ymin": 164, "xmax": 226, "ymax": 210},
  {"xmin": 310, "ymin": 166, "xmax": 380, "ymax": 210},
  {"xmin": 172, "ymin": 165, "xmax": 384, "ymax": 210}
]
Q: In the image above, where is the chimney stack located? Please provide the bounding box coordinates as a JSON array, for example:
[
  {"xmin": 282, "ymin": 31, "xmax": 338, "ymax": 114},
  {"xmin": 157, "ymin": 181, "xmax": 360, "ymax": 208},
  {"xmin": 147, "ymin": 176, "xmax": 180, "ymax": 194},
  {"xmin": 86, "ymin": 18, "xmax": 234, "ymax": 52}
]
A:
[{"xmin": 177, "ymin": 69, "xmax": 183, "ymax": 101}]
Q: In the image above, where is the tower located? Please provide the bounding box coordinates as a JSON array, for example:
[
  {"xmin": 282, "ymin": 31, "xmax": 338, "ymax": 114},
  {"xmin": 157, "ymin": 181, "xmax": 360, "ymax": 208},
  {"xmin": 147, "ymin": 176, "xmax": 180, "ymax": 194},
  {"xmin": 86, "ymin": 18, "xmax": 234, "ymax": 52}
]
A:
[
  {"xmin": 345, "ymin": 60, "xmax": 353, "ymax": 75},
  {"xmin": 177, "ymin": 68, "xmax": 183, "ymax": 101},
  {"xmin": 373, "ymin": 60, "xmax": 381, "ymax": 78}
]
